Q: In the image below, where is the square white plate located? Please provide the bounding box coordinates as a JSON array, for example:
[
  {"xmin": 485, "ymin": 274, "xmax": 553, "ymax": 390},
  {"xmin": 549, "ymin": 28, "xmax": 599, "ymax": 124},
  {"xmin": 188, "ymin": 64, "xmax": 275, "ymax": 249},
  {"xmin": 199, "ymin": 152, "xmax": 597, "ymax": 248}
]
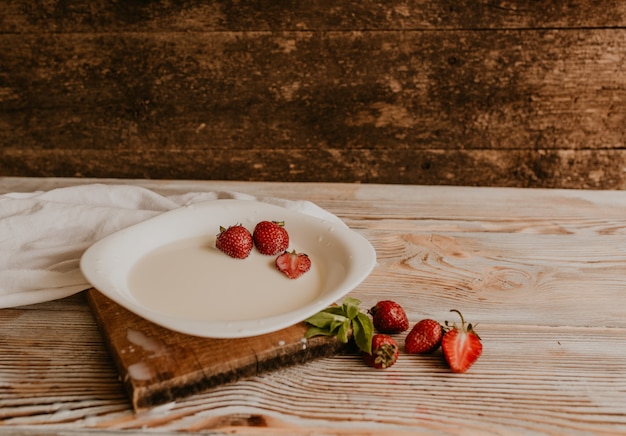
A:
[{"xmin": 80, "ymin": 199, "xmax": 376, "ymax": 338}]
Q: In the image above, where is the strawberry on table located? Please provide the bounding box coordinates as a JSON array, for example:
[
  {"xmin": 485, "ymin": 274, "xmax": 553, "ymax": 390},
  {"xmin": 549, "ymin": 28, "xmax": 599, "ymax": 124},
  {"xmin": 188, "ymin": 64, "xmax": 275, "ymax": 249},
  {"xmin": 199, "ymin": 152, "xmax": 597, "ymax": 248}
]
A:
[
  {"xmin": 253, "ymin": 220, "xmax": 289, "ymax": 255},
  {"xmin": 362, "ymin": 334, "xmax": 399, "ymax": 369},
  {"xmin": 275, "ymin": 250, "xmax": 311, "ymax": 279},
  {"xmin": 369, "ymin": 300, "xmax": 409, "ymax": 334},
  {"xmin": 405, "ymin": 319, "xmax": 443, "ymax": 354},
  {"xmin": 215, "ymin": 224, "xmax": 253, "ymax": 259},
  {"xmin": 441, "ymin": 309, "xmax": 483, "ymax": 373}
]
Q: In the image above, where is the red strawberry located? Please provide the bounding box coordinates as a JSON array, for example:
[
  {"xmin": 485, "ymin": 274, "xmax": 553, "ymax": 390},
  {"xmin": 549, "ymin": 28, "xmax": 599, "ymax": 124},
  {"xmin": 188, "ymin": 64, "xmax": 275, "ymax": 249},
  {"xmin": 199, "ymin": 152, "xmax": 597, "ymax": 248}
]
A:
[
  {"xmin": 362, "ymin": 334, "xmax": 399, "ymax": 369},
  {"xmin": 253, "ymin": 220, "xmax": 289, "ymax": 255},
  {"xmin": 275, "ymin": 250, "xmax": 311, "ymax": 279},
  {"xmin": 441, "ymin": 309, "xmax": 483, "ymax": 373},
  {"xmin": 369, "ymin": 300, "xmax": 409, "ymax": 334},
  {"xmin": 405, "ymin": 319, "xmax": 443, "ymax": 354},
  {"xmin": 215, "ymin": 225, "xmax": 253, "ymax": 259}
]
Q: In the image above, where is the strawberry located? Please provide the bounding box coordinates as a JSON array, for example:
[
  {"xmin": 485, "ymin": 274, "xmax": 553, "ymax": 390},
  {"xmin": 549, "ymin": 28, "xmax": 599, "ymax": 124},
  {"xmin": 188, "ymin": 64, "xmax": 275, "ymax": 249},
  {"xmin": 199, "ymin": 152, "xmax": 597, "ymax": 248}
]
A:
[
  {"xmin": 369, "ymin": 300, "xmax": 409, "ymax": 334},
  {"xmin": 405, "ymin": 319, "xmax": 443, "ymax": 354},
  {"xmin": 441, "ymin": 309, "xmax": 483, "ymax": 373},
  {"xmin": 215, "ymin": 224, "xmax": 253, "ymax": 259},
  {"xmin": 275, "ymin": 250, "xmax": 311, "ymax": 279},
  {"xmin": 362, "ymin": 334, "xmax": 399, "ymax": 369},
  {"xmin": 253, "ymin": 220, "xmax": 289, "ymax": 255}
]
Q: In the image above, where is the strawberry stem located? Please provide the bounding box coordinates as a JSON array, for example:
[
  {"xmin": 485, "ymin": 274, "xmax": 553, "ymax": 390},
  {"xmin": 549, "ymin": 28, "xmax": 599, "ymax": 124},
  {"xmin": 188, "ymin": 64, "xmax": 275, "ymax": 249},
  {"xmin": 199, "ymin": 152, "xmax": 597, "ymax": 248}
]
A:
[
  {"xmin": 450, "ymin": 309, "xmax": 465, "ymax": 328},
  {"xmin": 448, "ymin": 309, "xmax": 481, "ymax": 339}
]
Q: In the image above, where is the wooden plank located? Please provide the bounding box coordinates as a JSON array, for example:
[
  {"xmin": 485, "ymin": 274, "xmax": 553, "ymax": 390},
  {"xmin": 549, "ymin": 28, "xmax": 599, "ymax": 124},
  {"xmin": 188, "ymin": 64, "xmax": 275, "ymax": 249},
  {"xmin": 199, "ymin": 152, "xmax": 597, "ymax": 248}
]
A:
[
  {"xmin": 86, "ymin": 289, "xmax": 347, "ymax": 411},
  {"xmin": 1, "ymin": 180, "xmax": 626, "ymax": 433},
  {"xmin": 1, "ymin": 28, "xmax": 625, "ymax": 187},
  {"xmin": 2, "ymin": 0, "xmax": 626, "ymax": 32},
  {"xmin": 2, "ymin": 148, "xmax": 626, "ymax": 189},
  {"xmin": 2, "ymin": 29, "xmax": 624, "ymax": 152},
  {"xmin": 2, "ymin": 3, "xmax": 626, "ymax": 189}
]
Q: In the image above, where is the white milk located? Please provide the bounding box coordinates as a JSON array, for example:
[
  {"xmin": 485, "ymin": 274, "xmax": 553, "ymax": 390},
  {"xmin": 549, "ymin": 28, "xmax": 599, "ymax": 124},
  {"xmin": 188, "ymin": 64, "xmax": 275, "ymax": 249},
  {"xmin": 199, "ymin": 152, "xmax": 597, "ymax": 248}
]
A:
[{"xmin": 127, "ymin": 236, "xmax": 323, "ymax": 322}]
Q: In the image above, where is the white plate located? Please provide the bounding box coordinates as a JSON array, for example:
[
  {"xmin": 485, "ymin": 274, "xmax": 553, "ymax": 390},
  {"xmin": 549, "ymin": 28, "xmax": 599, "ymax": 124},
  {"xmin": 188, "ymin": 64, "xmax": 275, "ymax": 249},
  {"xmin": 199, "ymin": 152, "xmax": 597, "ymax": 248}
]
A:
[{"xmin": 80, "ymin": 199, "xmax": 376, "ymax": 338}]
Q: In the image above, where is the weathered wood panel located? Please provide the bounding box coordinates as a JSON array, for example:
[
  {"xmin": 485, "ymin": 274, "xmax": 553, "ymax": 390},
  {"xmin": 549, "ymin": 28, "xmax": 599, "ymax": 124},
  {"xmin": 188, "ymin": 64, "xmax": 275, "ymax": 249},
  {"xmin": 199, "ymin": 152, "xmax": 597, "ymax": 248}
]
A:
[
  {"xmin": 3, "ymin": 148, "xmax": 625, "ymax": 188},
  {"xmin": 2, "ymin": 0, "xmax": 626, "ymax": 32},
  {"xmin": 1, "ymin": 1, "xmax": 625, "ymax": 187}
]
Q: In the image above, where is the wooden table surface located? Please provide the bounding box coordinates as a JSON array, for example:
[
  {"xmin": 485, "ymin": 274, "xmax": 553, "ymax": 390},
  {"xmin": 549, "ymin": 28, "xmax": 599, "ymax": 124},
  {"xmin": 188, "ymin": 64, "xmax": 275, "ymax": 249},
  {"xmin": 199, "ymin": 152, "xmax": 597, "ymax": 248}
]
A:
[{"xmin": 1, "ymin": 177, "xmax": 626, "ymax": 435}]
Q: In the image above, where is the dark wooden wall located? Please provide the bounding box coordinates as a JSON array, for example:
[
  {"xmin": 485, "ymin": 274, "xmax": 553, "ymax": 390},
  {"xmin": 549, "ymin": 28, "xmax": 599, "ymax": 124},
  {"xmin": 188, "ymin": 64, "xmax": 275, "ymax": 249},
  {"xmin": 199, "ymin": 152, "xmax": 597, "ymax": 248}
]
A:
[{"xmin": 1, "ymin": 1, "xmax": 625, "ymax": 188}]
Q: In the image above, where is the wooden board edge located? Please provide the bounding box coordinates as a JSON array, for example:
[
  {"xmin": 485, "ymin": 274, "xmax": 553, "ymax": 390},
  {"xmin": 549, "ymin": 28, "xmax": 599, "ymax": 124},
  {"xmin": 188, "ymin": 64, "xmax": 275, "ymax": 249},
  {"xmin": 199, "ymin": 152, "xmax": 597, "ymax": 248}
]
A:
[{"xmin": 86, "ymin": 288, "xmax": 349, "ymax": 411}]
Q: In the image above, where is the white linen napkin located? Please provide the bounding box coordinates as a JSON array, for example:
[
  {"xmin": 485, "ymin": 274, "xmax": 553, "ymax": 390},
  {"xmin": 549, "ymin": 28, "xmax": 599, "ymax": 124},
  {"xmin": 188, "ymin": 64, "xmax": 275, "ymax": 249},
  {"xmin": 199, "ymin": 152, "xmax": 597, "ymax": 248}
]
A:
[{"xmin": 0, "ymin": 184, "xmax": 342, "ymax": 309}]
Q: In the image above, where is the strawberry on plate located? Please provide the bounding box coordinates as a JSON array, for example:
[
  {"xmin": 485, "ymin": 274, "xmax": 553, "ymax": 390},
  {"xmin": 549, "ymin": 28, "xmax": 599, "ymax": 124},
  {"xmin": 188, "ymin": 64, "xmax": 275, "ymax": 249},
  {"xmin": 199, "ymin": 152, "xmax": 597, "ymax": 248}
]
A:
[
  {"xmin": 253, "ymin": 220, "xmax": 289, "ymax": 255},
  {"xmin": 441, "ymin": 309, "xmax": 483, "ymax": 373},
  {"xmin": 362, "ymin": 334, "xmax": 399, "ymax": 369},
  {"xmin": 369, "ymin": 300, "xmax": 409, "ymax": 334},
  {"xmin": 405, "ymin": 318, "xmax": 443, "ymax": 354},
  {"xmin": 275, "ymin": 250, "xmax": 311, "ymax": 279},
  {"xmin": 215, "ymin": 224, "xmax": 253, "ymax": 259}
]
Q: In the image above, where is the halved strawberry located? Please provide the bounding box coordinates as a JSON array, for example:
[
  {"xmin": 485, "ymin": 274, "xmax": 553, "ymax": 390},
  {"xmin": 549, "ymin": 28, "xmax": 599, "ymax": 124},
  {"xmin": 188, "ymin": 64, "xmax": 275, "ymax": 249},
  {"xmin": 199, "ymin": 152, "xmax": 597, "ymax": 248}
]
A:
[
  {"xmin": 441, "ymin": 309, "xmax": 482, "ymax": 373},
  {"xmin": 275, "ymin": 250, "xmax": 311, "ymax": 279},
  {"xmin": 215, "ymin": 224, "xmax": 253, "ymax": 259},
  {"xmin": 253, "ymin": 220, "xmax": 289, "ymax": 255}
]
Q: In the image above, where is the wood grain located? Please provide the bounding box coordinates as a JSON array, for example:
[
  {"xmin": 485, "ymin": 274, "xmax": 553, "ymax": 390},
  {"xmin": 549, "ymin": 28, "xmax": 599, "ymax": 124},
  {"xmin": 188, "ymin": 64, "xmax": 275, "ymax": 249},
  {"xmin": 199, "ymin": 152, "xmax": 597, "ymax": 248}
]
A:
[
  {"xmin": 2, "ymin": 0, "xmax": 626, "ymax": 32},
  {"xmin": 1, "ymin": 177, "xmax": 626, "ymax": 434},
  {"xmin": 1, "ymin": 2, "xmax": 626, "ymax": 188},
  {"xmin": 3, "ymin": 148, "xmax": 626, "ymax": 189}
]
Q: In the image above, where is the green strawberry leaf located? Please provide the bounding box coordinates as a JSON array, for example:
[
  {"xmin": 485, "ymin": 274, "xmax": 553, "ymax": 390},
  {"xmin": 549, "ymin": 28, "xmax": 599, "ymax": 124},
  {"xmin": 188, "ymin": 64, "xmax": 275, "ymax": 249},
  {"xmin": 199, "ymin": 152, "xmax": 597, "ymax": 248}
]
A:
[
  {"xmin": 304, "ymin": 326, "xmax": 335, "ymax": 339},
  {"xmin": 304, "ymin": 297, "xmax": 373, "ymax": 352},
  {"xmin": 321, "ymin": 306, "xmax": 346, "ymax": 316},
  {"xmin": 352, "ymin": 312, "xmax": 374, "ymax": 354},
  {"xmin": 342, "ymin": 297, "xmax": 361, "ymax": 320},
  {"xmin": 305, "ymin": 311, "xmax": 348, "ymax": 329},
  {"xmin": 330, "ymin": 319, "xmax": 347, "ymax": 333},
  {"xmin": 336, "ymin": 319, "xmax": 352, "ymax": 343}
]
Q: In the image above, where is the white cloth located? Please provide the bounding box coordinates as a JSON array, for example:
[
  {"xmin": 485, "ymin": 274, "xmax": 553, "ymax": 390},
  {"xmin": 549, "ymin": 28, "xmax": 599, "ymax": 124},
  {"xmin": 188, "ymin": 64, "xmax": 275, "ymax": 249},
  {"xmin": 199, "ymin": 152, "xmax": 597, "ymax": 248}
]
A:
[{"xmin": 0, "ymin": 184, "xmax": 341, "ymax": 308}]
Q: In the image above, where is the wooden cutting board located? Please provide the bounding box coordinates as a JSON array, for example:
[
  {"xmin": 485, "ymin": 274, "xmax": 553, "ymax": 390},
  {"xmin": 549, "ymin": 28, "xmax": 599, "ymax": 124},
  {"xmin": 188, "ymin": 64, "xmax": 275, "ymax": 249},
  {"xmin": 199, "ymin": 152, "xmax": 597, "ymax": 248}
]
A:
[{"xmin": 86, "ymin": 289, "xmax": 347, "ymax": 412}]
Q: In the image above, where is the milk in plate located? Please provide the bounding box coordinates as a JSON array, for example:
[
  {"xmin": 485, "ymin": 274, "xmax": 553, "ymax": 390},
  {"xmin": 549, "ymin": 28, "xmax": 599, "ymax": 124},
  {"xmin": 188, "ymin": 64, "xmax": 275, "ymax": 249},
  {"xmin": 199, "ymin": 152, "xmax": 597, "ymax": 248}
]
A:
[{"xmin": 127, "ymin": 236, "xmax": 323, "ymax": 322}]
